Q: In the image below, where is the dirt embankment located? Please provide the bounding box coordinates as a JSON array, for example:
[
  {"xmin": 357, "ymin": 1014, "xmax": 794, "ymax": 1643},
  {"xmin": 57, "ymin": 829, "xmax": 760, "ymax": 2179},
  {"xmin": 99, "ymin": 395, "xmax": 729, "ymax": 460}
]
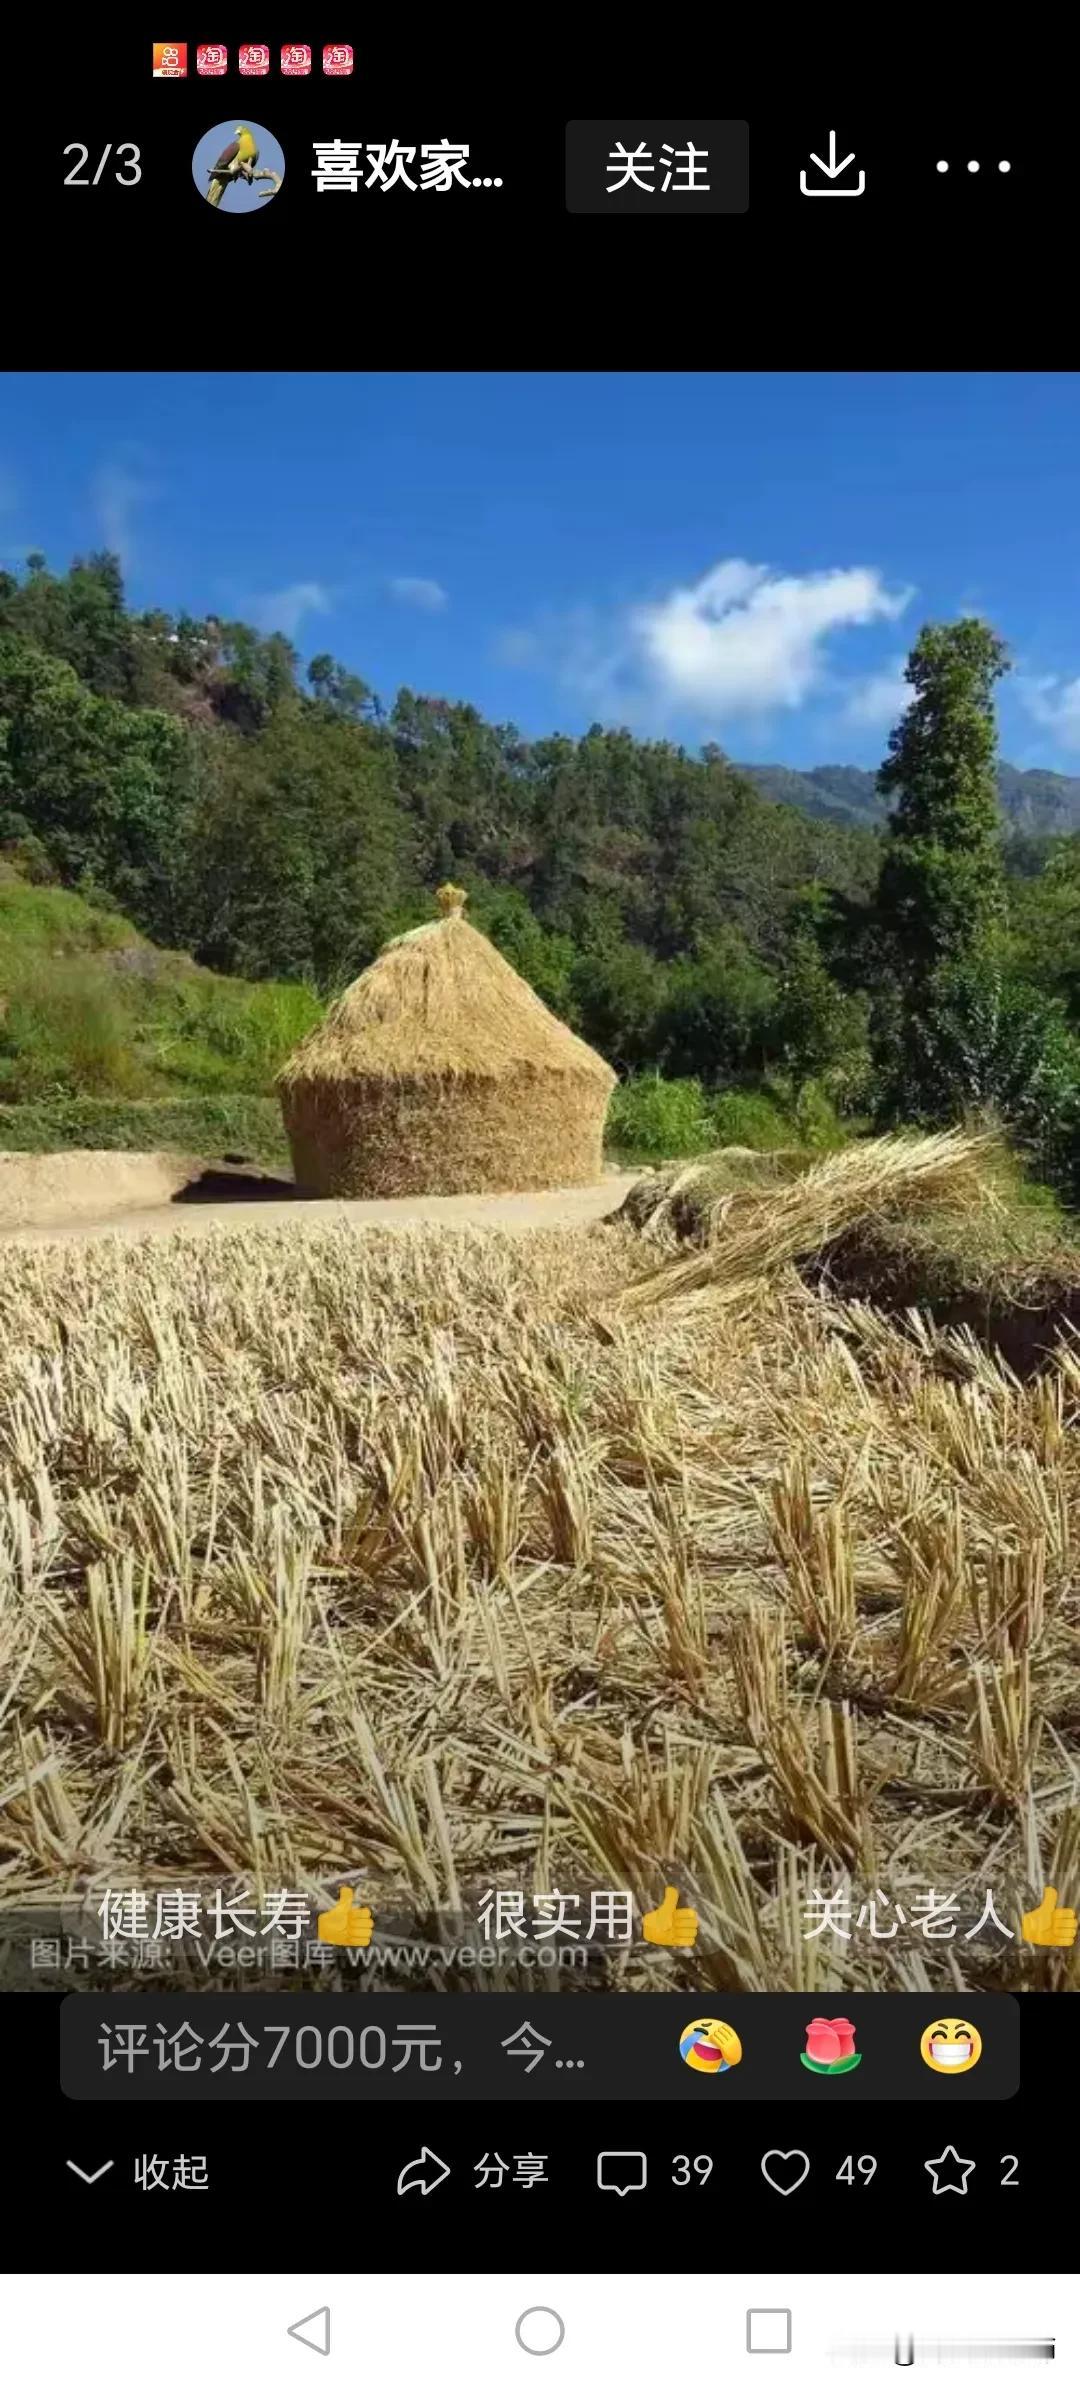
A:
[
  {"xmin": 0, "ymin": 1149, "xmax": 202, "ymax": 1230},
  {"xmin": 0, "ymin": 1148, "xmax": 637, "ymax": 1245},
  {"xmin": 807, "ymin": 1230, "xmax": 1080, "ymax": 1376}
]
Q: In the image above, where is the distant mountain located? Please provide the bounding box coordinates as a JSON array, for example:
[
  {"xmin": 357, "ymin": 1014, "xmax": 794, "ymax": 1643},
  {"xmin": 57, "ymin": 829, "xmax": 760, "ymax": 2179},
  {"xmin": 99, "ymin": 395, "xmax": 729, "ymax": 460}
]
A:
[
  {"xmin": 737, "ymin": 765, "xmax": 885, "ymax": 829},
  {"xmin": 995, "ymin": 766, "xmax": 1080, "ymax": 835},
  {"xmin": 739, "ymin": 762, "xmax": 1080, "ymax": 838}
]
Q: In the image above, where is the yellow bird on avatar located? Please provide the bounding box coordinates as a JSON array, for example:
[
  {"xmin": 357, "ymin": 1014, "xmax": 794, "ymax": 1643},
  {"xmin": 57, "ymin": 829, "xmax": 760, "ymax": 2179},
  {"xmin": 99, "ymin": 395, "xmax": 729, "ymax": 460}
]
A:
[{"xmin": 206, "ymin": 125, "xmax": 260, "ymax": 208}]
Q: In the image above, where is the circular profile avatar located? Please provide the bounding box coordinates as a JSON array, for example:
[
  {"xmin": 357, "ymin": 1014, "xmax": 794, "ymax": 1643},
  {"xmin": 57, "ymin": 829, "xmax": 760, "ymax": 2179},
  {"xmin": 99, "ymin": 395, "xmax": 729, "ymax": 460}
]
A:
[
  {"xmin": 192, "ymin": 120, "xmax": 285, "ymax": 211},
  {"xmin": 679, "ymin": 2017, "xmax": 742, "ymax": 2076}
]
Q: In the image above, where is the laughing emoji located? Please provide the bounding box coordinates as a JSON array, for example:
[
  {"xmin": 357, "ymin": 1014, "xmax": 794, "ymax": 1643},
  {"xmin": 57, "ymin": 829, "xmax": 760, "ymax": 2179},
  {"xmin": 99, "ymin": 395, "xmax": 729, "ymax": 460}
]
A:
[
  {"xmin": 920, "ymin": 2017, "xmax": 982, "ymax": 2075},
  {"xmin": 679, "ymin": 2017, "xmax": 743, "ymax": 2075}
]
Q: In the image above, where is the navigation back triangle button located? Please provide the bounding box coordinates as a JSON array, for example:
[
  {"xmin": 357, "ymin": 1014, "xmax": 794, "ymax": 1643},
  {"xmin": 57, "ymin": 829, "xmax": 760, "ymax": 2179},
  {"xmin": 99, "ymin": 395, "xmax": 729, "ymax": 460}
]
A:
[{"xmin": 288, "ymin": 2307, "xmax": 331, "ymax": 2357}]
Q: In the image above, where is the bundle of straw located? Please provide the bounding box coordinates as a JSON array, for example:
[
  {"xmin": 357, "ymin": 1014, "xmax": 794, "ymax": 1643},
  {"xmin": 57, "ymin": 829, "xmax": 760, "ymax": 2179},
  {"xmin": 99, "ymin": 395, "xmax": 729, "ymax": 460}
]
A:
[
  {"xmin": 618, "ymin": 1130, "xmax": 996, "ymax": 1313},
  {"xmin": 619, "ymin": 1146, "xmax": 800, "ymax": 1243}
]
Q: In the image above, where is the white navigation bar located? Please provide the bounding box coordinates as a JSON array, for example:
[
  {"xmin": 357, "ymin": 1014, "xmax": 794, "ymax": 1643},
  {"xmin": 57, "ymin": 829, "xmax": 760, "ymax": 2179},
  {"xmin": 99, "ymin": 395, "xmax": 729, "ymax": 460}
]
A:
[{"xmin": 0, "ymin": 2275, "xmax": 1066, "ymax": 2388}]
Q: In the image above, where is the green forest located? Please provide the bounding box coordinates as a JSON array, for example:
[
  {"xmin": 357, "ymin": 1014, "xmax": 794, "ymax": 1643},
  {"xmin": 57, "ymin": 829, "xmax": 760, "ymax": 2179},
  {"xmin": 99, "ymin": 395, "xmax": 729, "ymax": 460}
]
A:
[{"xmin": 2, "ymin": 551, "xmax": 1080, "ymax": 1188}]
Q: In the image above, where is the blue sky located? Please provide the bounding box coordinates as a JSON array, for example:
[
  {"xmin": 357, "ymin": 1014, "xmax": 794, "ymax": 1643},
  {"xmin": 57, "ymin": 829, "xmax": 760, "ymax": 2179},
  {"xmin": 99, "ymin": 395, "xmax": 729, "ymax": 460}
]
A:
[{"xmin": 3, "ymin": 371, "xmax": 1080, "ymax": 769}]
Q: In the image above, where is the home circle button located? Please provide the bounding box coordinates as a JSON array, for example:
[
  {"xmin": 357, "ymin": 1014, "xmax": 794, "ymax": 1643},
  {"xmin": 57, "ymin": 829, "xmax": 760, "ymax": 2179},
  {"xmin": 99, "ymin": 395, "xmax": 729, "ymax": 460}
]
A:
[{"xmin": 515, "ymin": 2307, "xmax": 566, "ymax": 2356}]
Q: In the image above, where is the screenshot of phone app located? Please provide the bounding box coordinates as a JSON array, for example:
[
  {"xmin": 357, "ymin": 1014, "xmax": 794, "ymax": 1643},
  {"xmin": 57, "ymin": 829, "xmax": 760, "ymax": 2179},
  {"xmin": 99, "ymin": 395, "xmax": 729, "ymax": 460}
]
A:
[{"xmin": 0, "ymin": 29, "xmax": 1074, "ymax": 2366}]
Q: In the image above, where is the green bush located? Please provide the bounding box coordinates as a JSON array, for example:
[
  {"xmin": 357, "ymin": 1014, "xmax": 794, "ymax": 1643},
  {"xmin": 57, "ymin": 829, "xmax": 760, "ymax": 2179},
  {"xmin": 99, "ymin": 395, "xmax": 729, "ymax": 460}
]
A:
[
  {"xmin": 708, "ymin": 1088, "xmax": 794, "ymax": 1150},
  {"xmin": 876, "ymin": 957, "xmax": 1080, "ymax": 1204},
  {"xmin": 571, "ymin": 944, "xmax": 667, "ymax": 1073},
  {"xmin": 607, "ymin": 1074, "xmax": 717, "ymax": 1160},
  {"xmin": 0, "ymin": 960, "xmax": 145, "ymax": 1099},
  {"xmin": 657, "ymin": 933, "xmax": 777, "ymax": 1079},
  {"xmin": 149, "ymin": 974, "xmax": 323, "ymax": 1091},
  {"xmin": 0, "ymin": 1094, "xmax": 290, "ymax": 1168},
  {"xmin": 756, "ymin": 1073, "xmax": 850, "ymax": 1152},
  {"xmin": 473, "ymin": 890, "xmax": 579, "ymax": 1023},
  {"xmin": 773, "ymin": 925, "xmax": 872, "ymax": 1109},
  {"xmin": 608, "ymin": 1071, "xmax": 843, "ymax": 1164}
]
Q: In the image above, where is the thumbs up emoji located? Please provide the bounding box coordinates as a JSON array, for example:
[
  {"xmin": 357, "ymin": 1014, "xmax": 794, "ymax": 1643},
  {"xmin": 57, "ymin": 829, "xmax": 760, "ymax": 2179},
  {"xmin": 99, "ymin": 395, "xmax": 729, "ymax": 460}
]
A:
[
  {"xmin": 317, "ymin": 1887, "xmax": 375, "ymax": 1946},
  {"xmin": 642, "ymin": 1885, "xmax": 699, "ymax": 1948},
  {"xmin": 1022, "ymin": 1887, "xmax": 1078, "ymax": 1948}
]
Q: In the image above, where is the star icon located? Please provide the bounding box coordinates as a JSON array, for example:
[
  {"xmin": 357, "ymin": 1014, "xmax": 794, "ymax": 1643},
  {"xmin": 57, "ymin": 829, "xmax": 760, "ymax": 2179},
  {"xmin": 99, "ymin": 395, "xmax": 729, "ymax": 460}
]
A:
[{"xmin": 924, "ymin": 2143, "xmax": 976, "ymax": 2196}]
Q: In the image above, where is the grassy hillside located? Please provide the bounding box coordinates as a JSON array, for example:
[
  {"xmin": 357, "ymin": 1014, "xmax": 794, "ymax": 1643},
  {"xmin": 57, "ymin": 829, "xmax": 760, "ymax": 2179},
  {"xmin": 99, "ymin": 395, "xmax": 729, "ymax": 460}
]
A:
[{"xmin": 0, "ymin": 868, "xmax": 318, "ymax": 1165}]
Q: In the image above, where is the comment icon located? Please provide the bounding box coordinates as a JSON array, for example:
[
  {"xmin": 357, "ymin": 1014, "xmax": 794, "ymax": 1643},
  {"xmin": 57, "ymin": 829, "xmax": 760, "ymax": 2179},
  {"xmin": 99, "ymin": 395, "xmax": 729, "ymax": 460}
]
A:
[{"xmin": 596, "ymin": 2150, "xmax": 648, "ymax": 2196}]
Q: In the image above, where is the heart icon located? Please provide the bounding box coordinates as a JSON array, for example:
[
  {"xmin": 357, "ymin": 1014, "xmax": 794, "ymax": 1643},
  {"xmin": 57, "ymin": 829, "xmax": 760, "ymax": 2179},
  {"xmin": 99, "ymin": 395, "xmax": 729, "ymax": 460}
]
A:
[{"xmin": 761, "ymin": 2148, "xmax": 810, "ymax": 2196}]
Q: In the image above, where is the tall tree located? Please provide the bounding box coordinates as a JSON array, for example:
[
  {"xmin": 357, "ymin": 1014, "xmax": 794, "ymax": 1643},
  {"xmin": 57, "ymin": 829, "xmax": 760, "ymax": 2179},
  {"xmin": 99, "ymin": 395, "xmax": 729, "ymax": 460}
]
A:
[
  {"xmin": 874, "ymin": 619, "xmax": 1009, "ymax": 1114},
  {"xmin": 877, "ymin": 619, "xmax": 1008, "ymax": 979}
]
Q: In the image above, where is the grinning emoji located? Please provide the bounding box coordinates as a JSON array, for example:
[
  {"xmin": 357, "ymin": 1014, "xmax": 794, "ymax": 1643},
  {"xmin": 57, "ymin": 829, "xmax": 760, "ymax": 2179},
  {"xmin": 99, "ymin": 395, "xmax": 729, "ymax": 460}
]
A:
[{"xmin": 920, "ymin": 2017, "xmax": 982, "ymax": 2075}]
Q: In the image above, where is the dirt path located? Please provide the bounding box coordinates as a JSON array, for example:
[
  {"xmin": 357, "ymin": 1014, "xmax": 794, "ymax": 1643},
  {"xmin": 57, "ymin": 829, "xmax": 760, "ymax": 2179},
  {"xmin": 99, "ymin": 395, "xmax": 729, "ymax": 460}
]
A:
[{"xmin": 0, "ymin": 1175, "xmax": 639, "ymax": 1250}]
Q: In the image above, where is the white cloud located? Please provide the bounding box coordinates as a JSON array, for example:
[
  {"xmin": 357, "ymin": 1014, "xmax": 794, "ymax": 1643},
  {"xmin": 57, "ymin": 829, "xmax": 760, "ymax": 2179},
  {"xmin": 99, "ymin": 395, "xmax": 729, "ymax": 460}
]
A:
[
  {"xmin": 500, "ymin": 558, "xmax": 912, "ymax": 728},
  {"xmin": 1017, "ymin": 673, "xmax": 1080, "ymax": 753},
  {"xmin": 840, "ymin": 657, "xmax": 911, "ymax": 730},
  {"xmin": 389, "ymin": 575, "xmax": 448, "ymax": 612},
  {"xmin": 92, "ymin": 461, "xmax": 157, "ymax": 567},
  {"xmin": 251, "ymin": 581, "xmax": 332, "ymax": 639},
  {"xmin": 631, "ymin": 561, "xmax": 911, "ymax": 717}
]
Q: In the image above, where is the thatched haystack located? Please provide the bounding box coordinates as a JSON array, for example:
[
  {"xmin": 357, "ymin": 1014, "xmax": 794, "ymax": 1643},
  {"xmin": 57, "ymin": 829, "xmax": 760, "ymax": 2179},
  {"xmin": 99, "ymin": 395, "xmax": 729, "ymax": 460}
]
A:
[{"xmin": 277, "ymin": 885, "xmax": 616, "ymax": 1197}]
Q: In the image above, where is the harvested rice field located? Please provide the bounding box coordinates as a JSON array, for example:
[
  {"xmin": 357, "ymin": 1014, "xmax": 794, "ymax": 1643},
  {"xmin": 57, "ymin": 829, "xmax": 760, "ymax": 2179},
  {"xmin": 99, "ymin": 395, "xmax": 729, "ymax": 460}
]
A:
[{"xmin": 1, "ymin": 1133, "xmax": 1078, "ymax": 1992}]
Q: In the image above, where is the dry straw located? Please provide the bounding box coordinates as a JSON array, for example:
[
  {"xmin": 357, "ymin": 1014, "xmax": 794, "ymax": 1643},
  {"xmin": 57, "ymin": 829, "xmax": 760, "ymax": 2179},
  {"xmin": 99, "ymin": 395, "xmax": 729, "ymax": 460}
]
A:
[
  {"xmin": 617, "ymin": 1130, "xmax": 996, "ymax": 1311},
  {"xmin": 278, "ymin": 883, "xmax": 616, "ymax": 1197},
  {"xmin": 0, "ymin": 1137, "xmax": 1077, "ymax": 1992}
]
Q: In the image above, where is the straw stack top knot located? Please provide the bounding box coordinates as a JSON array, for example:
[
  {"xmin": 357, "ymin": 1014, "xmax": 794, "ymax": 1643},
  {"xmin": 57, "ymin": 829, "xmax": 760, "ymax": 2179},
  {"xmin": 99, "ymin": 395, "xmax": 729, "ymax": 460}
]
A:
[{"xmin": 436, "ymin": 882, "xmax": 468, "ymax": 917}]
